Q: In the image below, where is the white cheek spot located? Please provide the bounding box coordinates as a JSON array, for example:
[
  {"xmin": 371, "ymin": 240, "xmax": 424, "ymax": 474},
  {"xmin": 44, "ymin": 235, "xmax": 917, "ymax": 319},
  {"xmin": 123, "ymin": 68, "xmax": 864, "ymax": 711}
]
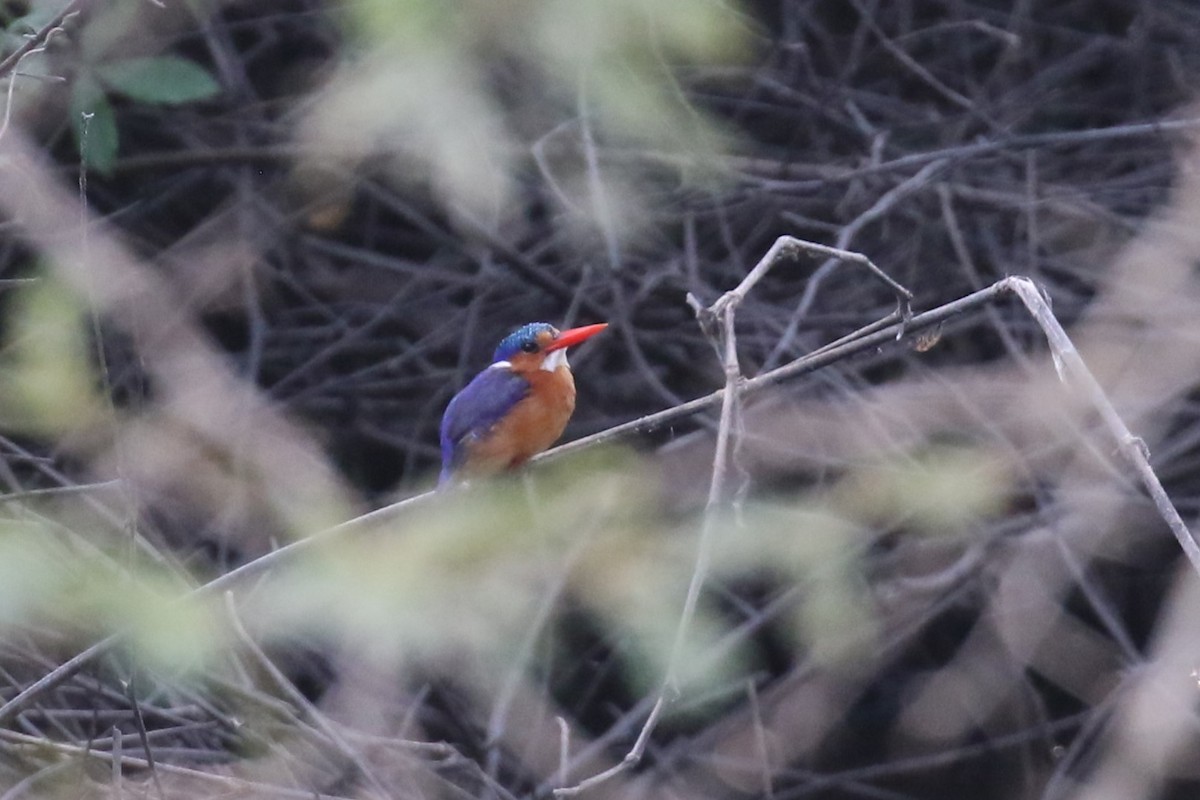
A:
[
  {"xmin": 489, "ymin": 360, "xmax": 513, "ymax": 370},
  {"xmin": 541, "ymin": 349, "xmax": 569, "ymax": 371}
]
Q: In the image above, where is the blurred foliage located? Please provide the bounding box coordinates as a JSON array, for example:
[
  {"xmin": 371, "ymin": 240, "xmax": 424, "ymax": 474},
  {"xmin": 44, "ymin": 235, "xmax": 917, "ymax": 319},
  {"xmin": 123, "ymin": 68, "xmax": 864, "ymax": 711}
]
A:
[
  {"xmin": 0, "ymin": 274, "xmax": 103, "ymax": 435},
  {"xmin": 302, "ymin": 0, "xmax": 752, "ymax": 234},
  {"xmin": 0, "ymin": 517, "xmax": 225, "ymax": 675},
  {"xmin": 3, "ymin": 0, "xmax": 751, "ymax": 221},
  {"xmin": 834, "ymin": 445, "xmax": 1013, "ymax": 535}
]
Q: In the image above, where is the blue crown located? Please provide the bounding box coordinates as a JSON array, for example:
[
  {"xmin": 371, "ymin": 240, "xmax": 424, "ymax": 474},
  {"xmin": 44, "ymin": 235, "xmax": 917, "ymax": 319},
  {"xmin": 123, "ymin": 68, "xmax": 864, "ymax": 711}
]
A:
[{"xmin": 493, "ymin": 322, "xmax": 555, "ymax": 362}]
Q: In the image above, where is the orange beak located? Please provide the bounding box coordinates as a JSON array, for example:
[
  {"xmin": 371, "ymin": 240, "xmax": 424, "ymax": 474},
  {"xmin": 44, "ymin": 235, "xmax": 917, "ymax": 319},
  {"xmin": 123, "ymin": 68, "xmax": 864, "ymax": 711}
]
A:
[{"xmin": 546, "ymin": 323, "xmax": 608, "ymax": 352}]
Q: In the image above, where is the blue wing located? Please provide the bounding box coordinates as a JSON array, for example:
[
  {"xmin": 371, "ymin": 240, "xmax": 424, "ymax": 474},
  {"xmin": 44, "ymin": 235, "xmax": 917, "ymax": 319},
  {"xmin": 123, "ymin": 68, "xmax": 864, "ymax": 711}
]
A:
[{"xmin": 439, "ymin": 366, "xmax": 530, "ymax": 484}]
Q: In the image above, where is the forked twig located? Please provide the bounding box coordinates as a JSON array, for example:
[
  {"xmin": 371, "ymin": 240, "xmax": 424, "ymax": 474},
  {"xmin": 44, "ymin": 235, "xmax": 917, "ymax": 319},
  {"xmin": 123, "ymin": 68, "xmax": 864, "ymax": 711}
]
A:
[
  {"xmin": 557, "ymin": 236, "xmax": 913, "ymax": 796},
  {"xmin": 694, "ymin": 235, "xmax": 914, "ymax": 330},
  {"xmin": 222, "ymin": 592, "xmax": 394, "ymax": 799}
]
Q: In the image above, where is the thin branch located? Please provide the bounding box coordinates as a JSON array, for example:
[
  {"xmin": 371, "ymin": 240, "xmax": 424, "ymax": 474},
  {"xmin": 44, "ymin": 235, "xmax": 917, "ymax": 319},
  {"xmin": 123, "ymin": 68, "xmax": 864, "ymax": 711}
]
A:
[
  {"xmin": 222, "ymin": 592, "xmax": 393, "ymax": 800},
  {"xmin": 697, "ymin": 235, "xmax": 914, "ymax": 328},
  {"xmin": 0, "ymin": 0, "xmax": 87, "ymax": 80},
  {"xmin": 123, "ymin": 676, "xmax": 167, "ymax": 800},
  {"xmin": 544, "ymin": 278, "xmax": 1013, "ymax": 464},
  {"xmin": 0, "ymin": 9, "xmax": 79, "ymax": 145},
  {"xmin": 0, "ymin": 729, "xmax": 358, "ymax": 800},
  {"xmin": 1006, "ymin": 277, "xmax": 1200, "ymax": 576}
]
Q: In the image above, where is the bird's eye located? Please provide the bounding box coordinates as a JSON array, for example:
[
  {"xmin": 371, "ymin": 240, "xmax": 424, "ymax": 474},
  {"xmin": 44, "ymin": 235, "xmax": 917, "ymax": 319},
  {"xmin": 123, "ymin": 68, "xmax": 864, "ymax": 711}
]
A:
[{"xmin": 520, "ymin": 341, "xmax": 539, "ymax": 353}]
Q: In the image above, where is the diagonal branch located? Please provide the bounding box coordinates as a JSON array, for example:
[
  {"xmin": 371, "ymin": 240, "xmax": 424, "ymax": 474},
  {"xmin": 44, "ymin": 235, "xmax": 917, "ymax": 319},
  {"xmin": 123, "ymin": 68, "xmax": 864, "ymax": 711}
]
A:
[{"xmin": 0, "ymin": 0, "xmax": 87, "ymax": 81}]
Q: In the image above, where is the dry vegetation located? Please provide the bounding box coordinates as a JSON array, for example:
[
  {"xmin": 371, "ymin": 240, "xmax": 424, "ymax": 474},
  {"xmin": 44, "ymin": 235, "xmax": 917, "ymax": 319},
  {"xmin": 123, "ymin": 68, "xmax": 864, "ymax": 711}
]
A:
[{"xmin": 1, "ymin": 1, "xmax": 1200, "ymax": 799}]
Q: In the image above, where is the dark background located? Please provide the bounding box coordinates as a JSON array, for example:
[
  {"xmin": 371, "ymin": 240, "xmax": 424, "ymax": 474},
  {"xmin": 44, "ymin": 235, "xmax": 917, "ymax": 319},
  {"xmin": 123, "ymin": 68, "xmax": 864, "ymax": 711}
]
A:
[{"xmin": 2, "ymin": 1, "xmax": 1200, "ymax": 799}]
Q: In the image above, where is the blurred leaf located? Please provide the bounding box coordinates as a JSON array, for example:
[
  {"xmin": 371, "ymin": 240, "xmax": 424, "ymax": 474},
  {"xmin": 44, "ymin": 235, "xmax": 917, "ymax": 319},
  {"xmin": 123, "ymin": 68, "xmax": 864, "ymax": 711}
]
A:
[
  {"xmin": 0, "ymin": 523, "xmax": 68, "ymax": 629},
  {"xmin": 707, "ymin": 502, "xmax": 878, "ymax": 667},
  {"xmin": 243, "ymin": 453, "xmax": 652, "ymax": 668},
  {"xmin": 305, "ymin": 0, "xmax": 749, "ymax": 237},
  {"xmin": 533, "ymin": 0, "xmax": 749, "ymax": 65},
  {"xmin": 0, "ymin": 275, "xmax": 104, "ymax": 433},
  {"xmin": 123, "ymin": 584, "xmax": 226, "ymax": 673},
  {"xmin": 51, "ymin": 560, "xmax": 227, "ymax": 674},
  {"xmin": 349, "ymin": 0, "xmax": 452, "ymax": 46},
  {"xmin": 581, "ymin": 543, "xmax": 742, "ymax": 695},
  {"xmin": 69, "ymin": 75, "xmax": 118, "ymax": 175},
  {"xmin": 302, "ymin": 50, "xmax": 516, "ymax": 231},
  {"xmin": 838, "ymin": 445, "xmax": 1011, "ymax": 534},
  {"xmin": 97, "ymin": 56, "xmax": 220, "ymax": 105},
  {"xmin": 78, "ymin": 0, "xmax": 143, "ymax": 62},
  {"xmin": 0, "ymin": 500, "xmax": 223, "ymax": 675},
  {"xmin": 794, "ymin": 564, "xmax": 879, "ymax": 667}
]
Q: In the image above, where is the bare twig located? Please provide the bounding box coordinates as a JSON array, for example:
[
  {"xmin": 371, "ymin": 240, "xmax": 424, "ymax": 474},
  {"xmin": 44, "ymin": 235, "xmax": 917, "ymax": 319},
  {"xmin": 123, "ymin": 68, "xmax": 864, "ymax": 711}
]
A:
[
  {"xmin": 694, "ymin": 235, "xmax": 914, "ymax": 329},
  {"xmin": 555, "ymin": 717, "xmax": 570, "ymax": 788},
  {"xmin": 0, "ymin": 729, "xmax": 358, "ymax": 800},
  {"xmin": 1006, "ymin": 277, "xmax": 1200, "ymax": 576},
  {"xmin": 0, "ymin": 0, "xmax": 86, "ymax": 80},
  {"xmin": 554, "ymin": 298, "xmax": 748, "ymax": 797},
  {"xmin": 222, "ymin": 592, "xmax": 393, "ymax": 800},
  {"xmin": 544, "ymin": 278, "xmax": 1013, "ymax": 464},
  {"xmin": 123, "ymin": 677, "xmax": 167, "ymax": 800}
]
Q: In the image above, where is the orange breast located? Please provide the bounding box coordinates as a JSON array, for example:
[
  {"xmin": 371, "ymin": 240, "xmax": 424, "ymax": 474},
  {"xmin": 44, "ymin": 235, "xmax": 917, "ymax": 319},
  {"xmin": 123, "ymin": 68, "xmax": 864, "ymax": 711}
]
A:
[{"xmin": 463, "ymin": 366, "xmax": 576, "ymax": 476}]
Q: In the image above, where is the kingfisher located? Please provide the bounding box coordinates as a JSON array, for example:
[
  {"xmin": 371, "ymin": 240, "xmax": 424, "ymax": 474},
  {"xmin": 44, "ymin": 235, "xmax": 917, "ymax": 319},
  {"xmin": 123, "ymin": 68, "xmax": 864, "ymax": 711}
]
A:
[{"xmin": 439, "ymin": 321, "xmax": 608, "ymax": 486}]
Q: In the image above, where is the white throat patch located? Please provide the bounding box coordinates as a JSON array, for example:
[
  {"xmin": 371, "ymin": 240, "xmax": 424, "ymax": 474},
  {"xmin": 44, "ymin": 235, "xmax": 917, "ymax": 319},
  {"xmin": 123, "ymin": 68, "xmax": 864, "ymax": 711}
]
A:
[{"xmin": 541, "ymin": 349, "xmax": 569, "ymax": 372}]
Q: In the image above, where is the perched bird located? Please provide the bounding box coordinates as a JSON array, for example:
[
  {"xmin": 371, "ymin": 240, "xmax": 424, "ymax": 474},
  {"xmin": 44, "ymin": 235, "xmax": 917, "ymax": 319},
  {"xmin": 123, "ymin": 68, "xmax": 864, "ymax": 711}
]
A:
[{"xmin": 439, "ymin": 321, "xmax": 608, "ymax": 485}]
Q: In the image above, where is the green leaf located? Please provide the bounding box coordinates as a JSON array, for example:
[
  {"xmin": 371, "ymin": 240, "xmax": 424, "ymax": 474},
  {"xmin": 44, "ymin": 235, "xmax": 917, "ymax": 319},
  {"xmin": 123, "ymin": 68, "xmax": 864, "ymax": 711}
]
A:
[
  {"xmin": 69, "ymin": 75, "xmax": 118, "ymax": 175},
  {"xmin": 96, "ymin": 56, "xmax": 220, "ymax": 105}
]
